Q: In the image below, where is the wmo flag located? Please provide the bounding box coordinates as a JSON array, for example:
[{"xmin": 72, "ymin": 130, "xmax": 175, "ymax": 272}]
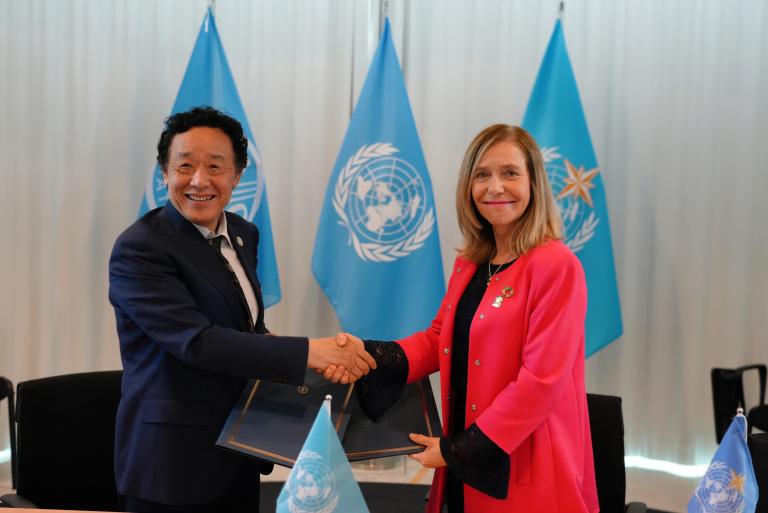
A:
[
  {"xmin": 687, "ymin": 412, "xmax": 758, "ymax": 513},
  {"xmin": 139, "ymin": 8, "xmax": 281, "ymax": 306},
  {"xmin": 522, "ymin": 19, "xmax": 622, "ymax": 356},
  {"xmin": 312, "ymin": 19, "xmax": 444, "ymax": 340},
  {"xmin": 276, "ymin": 397, "xmax": 370, "ymax": 513}
]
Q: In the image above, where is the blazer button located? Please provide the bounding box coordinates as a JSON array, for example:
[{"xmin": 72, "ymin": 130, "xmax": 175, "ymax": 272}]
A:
[
  {"xmin": 479, "ymin": 313, "xmax": 485, "ymax": 319},
  {"xmin": 471, "ymin": 404, "xmax": 477, "ymax": 411},
  {"xmin": 447, "ymin": 303, "xmax": 452, "ymax": 310},
  {"xmin": 457, "ymin": 266, "xmax": 462, "ymax": 272},
  {"xmin": 474, "ymin": 359, "xmax": 480, "ymax": 366},
  {"xmin": 443, "ymin": 348, "xmax": 450, "ymax": 354},
  {"xmin": 447, "ymin": 394, "xmax": 452, "ymax": 400}
]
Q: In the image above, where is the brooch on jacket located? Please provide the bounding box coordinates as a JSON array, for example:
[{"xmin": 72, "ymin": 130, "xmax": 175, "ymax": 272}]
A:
[{"xmin": 492, "ymin": 286, "xmax": 514, "ymax": 308}]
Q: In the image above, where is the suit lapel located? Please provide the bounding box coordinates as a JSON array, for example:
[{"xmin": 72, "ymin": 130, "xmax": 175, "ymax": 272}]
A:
[{"xmin": 158, "ymin": 203, "xmax": 251, "ymax": 332}]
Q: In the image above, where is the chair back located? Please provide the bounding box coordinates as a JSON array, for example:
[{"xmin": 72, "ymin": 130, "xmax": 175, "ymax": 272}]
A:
[
  {"xmin": 749, "ymin": 433, "xmax": 768, "ymax": 513},
  {"xmin": 0, "ymin": 377, "xmax": 16, "ymax": 488},
  {"xmin": 14, "ymin": 370, "xmax": 122, "ymax": 511},
  {"xmin": 712, "ymin": 365, "xmax": 767, "ymax": 443},
  {"xmin": 587, "ymin": 393, "xmax": 626, "ymax": 513}
]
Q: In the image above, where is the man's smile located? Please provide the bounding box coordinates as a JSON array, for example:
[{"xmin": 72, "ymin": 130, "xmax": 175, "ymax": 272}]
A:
[{"xmin": 185, "ymin": 193, "xmax": 216, "ymax": 202}]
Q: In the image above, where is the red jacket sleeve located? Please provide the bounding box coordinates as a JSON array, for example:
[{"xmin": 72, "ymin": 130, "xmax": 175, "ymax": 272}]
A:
[{"xmin": 397, "ymin": 257, "xmax": 465, "ymax": 383}]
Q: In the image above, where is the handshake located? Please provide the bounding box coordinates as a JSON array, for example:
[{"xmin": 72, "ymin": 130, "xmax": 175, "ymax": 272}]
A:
[{"xmin": 307, "ymin": 333, "xmax": 375, "ymax": 385}]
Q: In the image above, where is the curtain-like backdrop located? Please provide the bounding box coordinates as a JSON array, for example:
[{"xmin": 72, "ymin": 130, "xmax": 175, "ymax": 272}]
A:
[{"xmin": 0, "ymin": 1, "xmax": 766, "ymax": 510}]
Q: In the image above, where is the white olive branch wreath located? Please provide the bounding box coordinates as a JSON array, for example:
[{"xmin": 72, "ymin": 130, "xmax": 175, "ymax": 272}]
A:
[{"xmin": 332, "ymin": 143, "xmax": 436, "ymax": 263}]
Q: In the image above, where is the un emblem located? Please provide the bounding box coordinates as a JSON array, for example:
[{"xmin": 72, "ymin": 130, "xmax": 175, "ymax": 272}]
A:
[
  {"xmin": 693, "ymin": 461, "xmax": 747, "ymax": 513},
  {"xmin": 333, "ymin": 143, "xmax": 435, "ymax": 262},
  {"xmin": 286, "ymin": 450, "xmax": 339, "ymax": 513},
  {"xmin": 541, "ymin": 147, "xmax": 599, "ymax": 253},
  {"xmin": 145, "ymin": 139, "xmax": 265, "ymax": 221}
]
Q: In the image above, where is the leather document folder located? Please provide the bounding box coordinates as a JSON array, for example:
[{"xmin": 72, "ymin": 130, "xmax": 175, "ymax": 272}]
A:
[{"xmin": 216, "ymin": 372, "xmax": 442, "ymax": 468}]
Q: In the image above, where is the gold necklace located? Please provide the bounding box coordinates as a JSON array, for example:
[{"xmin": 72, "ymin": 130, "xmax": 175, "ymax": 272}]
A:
[{"xmin": 486, "ymin": 253, "xmax": 515, "ymax": 286}]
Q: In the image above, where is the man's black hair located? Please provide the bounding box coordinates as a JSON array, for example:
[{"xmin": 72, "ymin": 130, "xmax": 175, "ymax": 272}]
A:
[{"xmin": 156, "ymin": 106, "xmax": 248, "ymax": 171}]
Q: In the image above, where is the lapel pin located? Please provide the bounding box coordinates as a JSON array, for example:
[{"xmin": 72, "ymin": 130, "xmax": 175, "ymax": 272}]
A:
[
  {"xmin": 236, "ymin": 236, "xmax": 244, "ymax": 247},
  {"xmin": 492, "ymin": 286, "xmax": 514, "ymax": 308}
]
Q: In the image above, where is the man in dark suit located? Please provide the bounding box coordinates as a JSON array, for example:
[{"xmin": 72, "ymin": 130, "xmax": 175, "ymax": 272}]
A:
[{"xmin": 109, "ymin": 107, "xmax": 374, "ymax": 512}]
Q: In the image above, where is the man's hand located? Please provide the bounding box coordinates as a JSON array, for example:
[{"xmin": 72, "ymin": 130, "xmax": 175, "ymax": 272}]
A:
[
  {"xmin": 320, "ymin": 333, "xmax": 368, "ymax": 384},
  {"xmin": 407, "ymin": 434, "xmax": 447, "ymax": 468},
  {"xmin": 307, "ymin": 334, "xmax": 376, "ymax": 384}
]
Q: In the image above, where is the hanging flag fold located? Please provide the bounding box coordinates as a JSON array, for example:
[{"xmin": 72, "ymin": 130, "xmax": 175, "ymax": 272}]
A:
[
  {"xmin": 312, "ymin": 19, "xmax": 444, "ymax": 340},
  {"xmin": 522, "ymin": 19, "xmax": 622, "ymax": 356},
  {"xmin": 687, "ymin": 413, "xmax": 758, "ymax": 513},
  {"xmin": 139, "ymin": 8, "xmax": 281, "ymax": 306},
  {"xmin": 276, "ymin": 397, "xmax": 370, "ymax": 513}
]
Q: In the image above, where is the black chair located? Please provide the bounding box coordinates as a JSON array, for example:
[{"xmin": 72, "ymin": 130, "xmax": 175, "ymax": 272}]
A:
[
  {"xmin": 0, "ymin": 377, "xmax": 16, "ymax": 489},
  {"xmin": 749, "ymin": 433, "xmax": 768, "ymax": 513},
  {"xmin": 712, "ymin": 365, "xmax": 768, "ymax": 443},
  {"xmin": 587, "ymin": 393, "xmax": 647, "ymax": 513},
  {"xmin": 0, "ymin": 370, "xmax": 122, "ymax": 510}
]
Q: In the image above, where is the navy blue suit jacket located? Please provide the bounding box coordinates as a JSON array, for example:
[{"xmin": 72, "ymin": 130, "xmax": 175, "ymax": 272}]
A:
[{"xmin": 109, "ymin": 202, "xmax": 308, "ymax": 504}]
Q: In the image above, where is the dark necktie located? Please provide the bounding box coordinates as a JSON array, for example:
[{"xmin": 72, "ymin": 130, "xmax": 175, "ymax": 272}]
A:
[{"xmin": 209, "ymin": 235, "xmax": 255, "ymax": 332}]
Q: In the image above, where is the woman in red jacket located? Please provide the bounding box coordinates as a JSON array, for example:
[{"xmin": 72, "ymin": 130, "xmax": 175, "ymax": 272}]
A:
[{"xmin": 338, "ymin": 124, "xmax": 599, "ymax": 513}]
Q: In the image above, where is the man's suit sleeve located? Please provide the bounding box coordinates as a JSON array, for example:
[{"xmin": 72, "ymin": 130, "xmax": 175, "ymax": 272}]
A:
[{"xmin": 109, "ymin": 231, "xmax": 308, "ymax": 385}]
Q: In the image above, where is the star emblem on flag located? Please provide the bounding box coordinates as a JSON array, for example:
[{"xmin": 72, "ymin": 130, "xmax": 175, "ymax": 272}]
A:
[
  {"xmin": 557, "ymin": 159, "xmax": 599, "ymax": 208},
  {"xmin": 728, "ymin": 469, "xmax": 746, "ymax": 494}
]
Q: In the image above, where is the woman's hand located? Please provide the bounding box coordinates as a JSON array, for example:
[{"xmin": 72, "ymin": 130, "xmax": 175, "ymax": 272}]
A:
[
  {"xmin": 316, "ymin": 332, "xmax": 371, "ymax": 384},
  {"xmin": 408, "ymin": 433, "xmax": 447, "ymax": 468}
]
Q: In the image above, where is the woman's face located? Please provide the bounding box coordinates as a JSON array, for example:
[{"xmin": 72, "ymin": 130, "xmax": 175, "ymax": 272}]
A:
[{"xmin": 471, "ymin": 140, "xmax": 531, "ymax": 237}]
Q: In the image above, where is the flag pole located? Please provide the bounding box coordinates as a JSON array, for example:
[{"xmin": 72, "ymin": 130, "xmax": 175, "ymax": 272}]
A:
[
  {"xmin": 736, "ymin": 407, "xmax": 748, "ymax": 442},
  {"xmin": 379, "ymin": 0, "xmax": 390, "ymax": 38},
  {"xmin": 349, "ymin": 4, "xmax": 357, "ymax": 119},
  {"xmin": 558, "ymin": 1, "xmax": 565, "ymax": 21}
]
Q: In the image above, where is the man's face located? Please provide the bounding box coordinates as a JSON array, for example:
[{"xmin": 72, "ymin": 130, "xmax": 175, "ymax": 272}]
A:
[{"xmin": 163, "ymin": 126, "xmax": 241, "ymax": 231}]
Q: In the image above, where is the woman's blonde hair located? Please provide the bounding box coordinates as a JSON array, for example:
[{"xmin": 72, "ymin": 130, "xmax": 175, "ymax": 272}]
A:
[{"xmin": 456, "ymin": 124, "xmax": 562, "ymax": 263}]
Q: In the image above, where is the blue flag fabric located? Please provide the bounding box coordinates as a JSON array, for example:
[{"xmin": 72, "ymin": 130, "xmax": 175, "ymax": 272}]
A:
[
  {"xmin": 276, "ymin": 398, "xmax": 370, "ymax": 513},
  {"xmin": 687, "ymin": 414, "xmax": 758, "ymax": 513},
  {"xmin": 139, "ymin": 8, "xmax": 281, "ymax": 307},
  {"xmin": 522, "ymin": 20, "xmax": 622, "ymax": 356},
  {"xmin": 311, "ymin": 19, "xmax": 444, "ymax": 340}
]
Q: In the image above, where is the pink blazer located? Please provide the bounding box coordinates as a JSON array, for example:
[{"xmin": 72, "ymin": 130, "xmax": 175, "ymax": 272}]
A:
[{"xmin": 398, "ymin": 240, "xmax": 599, "ymax": 513}]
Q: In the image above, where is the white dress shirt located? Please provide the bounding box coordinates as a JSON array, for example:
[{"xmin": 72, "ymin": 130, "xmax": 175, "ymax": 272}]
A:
[{"xmin": 193, "ymin": 214, "xmax": 259, "ymax": 325}]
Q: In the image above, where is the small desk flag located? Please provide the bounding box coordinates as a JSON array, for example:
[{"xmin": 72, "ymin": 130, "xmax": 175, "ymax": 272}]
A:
[
  {"xmin": 139, "ymin": 8, "xmax": 281, "ymax": 306},
  {"xmin": 311, "ymin": 19, "xmax": 444, "ymax": 340},
  {"xmin": 687, "ymin": 413, "xmax": 758, "ymax": 513},
  {"xmin": 276, "ymin": 396, "xmax": 370, "ymax": 513},
  {"xmin": 522, "ymin": 19, "xmax": 623, "ymax": 356}
]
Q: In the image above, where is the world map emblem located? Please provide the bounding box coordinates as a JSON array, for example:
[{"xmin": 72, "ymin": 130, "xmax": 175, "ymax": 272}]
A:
[
  {"xmin": 693, "ymin": 461, "xmax": 748, "ymax": 513},
  {"xmin": 286, "ymin": 450, "xmax": 339, "ymax": 513},
  {"xmin": 145, "ymin": 139, "xmax": 265, "ymax": 221},
  {"xmin": 541, "ymin": 147, "xmax": 600, "ymax": 253},
  {"xmin": 333, "ymin": 143, "xmax": 435, "ymax": 262}
]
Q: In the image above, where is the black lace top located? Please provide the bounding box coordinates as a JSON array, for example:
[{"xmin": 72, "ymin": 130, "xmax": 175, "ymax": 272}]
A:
[{"xmin": 356, "ymin": 262, "xmax": 513, "ymax": 511}]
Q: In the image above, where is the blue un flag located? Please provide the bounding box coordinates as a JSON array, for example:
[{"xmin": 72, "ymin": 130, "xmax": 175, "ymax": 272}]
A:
[
  {"xmin": 688, "ymin": 413, "xmax": 758, "ymax": 513},
  {"xmin": 311, "ymin": 19, "xmax": 444, "ymax": 340},
  {"xmin": 139, "ymin": 8, "xmax": 281, "ymax": 306},
  {"xmin": 522, "ymin": 19, "xmax": 623, "ymax": 356},
  {"xmin": 276, "ymin": 397, "xmax": 370, "ymax": 513}
]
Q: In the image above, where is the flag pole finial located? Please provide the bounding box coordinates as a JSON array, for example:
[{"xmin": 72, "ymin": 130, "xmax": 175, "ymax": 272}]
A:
[
  {"xmin": 737, "ymin": 407, "xmax": 745, "ymax": 416},
  {"xmin": 207, "ymin": 0, "xmax": 215, "ymax": 12},
  {"xmin": 558, "ymin": 1, "xmax": 565, "ymax": 20}
]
